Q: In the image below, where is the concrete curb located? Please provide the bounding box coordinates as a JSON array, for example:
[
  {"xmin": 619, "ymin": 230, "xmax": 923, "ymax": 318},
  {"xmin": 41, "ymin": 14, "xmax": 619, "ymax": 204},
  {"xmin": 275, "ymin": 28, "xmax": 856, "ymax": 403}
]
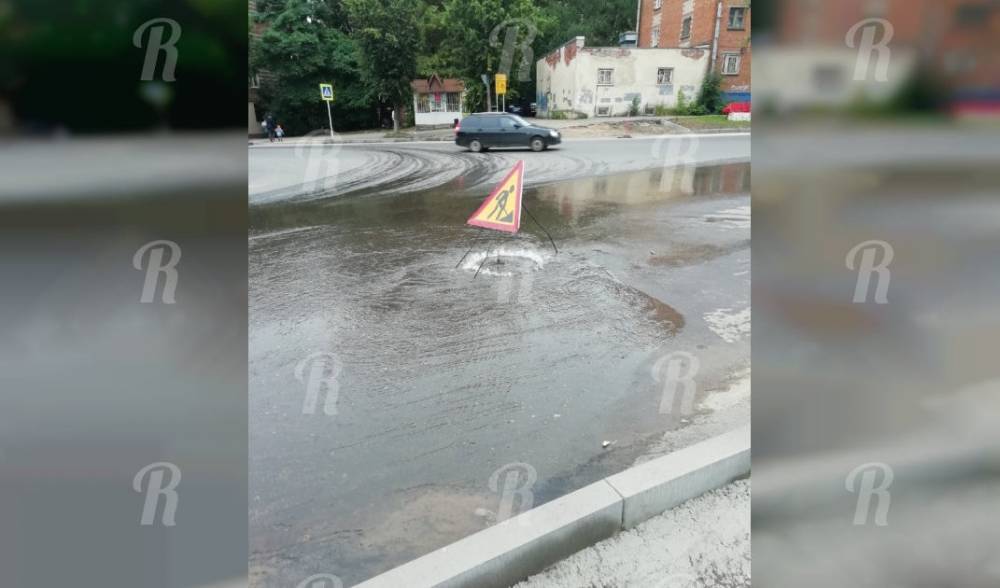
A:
[{"xmin": 354, "ymin": 426, "xmax": 750, "ymax": 588}]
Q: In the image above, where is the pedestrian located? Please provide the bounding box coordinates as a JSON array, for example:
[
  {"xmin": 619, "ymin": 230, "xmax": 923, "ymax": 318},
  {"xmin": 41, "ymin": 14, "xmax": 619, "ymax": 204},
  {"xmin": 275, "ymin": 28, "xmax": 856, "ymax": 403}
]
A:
[
  {"xmin": 265, "ymin": 113, "xmax": 277, "ymax": 143},
  {"xmin": 276, "ymin": 124, "xmax": 285, "ymax": 142}
]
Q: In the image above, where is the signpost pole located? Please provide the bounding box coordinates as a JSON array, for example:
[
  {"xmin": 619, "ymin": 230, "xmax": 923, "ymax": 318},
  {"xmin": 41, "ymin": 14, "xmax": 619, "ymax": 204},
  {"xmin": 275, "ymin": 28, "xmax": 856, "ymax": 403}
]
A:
[{"xmin": 326, "ymin": 101, "xmax": 334, "ymax": 138}]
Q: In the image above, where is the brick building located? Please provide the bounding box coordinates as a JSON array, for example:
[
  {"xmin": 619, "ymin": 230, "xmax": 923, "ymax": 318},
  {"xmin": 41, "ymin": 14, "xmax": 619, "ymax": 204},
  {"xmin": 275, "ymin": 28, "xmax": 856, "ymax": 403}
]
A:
[
  {"xmin": 776, "ymin": 0, "xmax": 999, "ymax": 107},
  {"xmin": 636, "ymin": 0, "xmax": 752, "ymax": 101}
]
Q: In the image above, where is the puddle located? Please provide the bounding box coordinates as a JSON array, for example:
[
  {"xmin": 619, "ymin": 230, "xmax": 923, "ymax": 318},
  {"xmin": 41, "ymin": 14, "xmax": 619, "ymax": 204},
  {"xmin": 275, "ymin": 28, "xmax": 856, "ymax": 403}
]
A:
[{"xmin": 250, "ymin": 162, "xmax": 750, "ymax": 585}]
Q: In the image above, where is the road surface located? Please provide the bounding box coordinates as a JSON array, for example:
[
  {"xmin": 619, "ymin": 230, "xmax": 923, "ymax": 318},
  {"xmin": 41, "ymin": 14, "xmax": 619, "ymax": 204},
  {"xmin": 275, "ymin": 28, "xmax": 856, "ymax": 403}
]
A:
[
  {"xmin": 248, "ymin": 134, "xmax": 750, "ymax": 205},
  {"xmin": 249, "ymin": 135, "xmax": 751, "ymax": 586}
]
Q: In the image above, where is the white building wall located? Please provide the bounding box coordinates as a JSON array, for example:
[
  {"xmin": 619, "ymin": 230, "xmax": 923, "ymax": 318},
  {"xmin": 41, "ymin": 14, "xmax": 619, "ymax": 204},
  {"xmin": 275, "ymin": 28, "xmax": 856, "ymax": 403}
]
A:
[
  {"xmin": 414, "ymin": 110, "xmax": 462, "ymax": 126},
  {"xmin": 412, "ymin": 93, "xmax": 464, "ymax": 127},
  {"xmin": 753, "ymin": 47, "xmax": 917, "ymax": 111},
  {"xmin": 537, "ymin": 39, "xmax": 710, "ymax": 118}
]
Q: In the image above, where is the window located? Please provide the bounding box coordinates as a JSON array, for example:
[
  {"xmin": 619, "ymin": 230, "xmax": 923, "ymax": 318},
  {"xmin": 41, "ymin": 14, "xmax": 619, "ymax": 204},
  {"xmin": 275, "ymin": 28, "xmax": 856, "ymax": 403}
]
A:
[
  {"xmin": 499, "ymin": 117, "xmax": 517, "ymax": 129},
  {"xmin": 472, "ymin": 116, "xmax": 499, "ymax": 129},
  {"xmin": 597, "ymin": 68, "xmax": 614, "ymax": 85},
  {"xmin": 811, "ymin": 65, "xmax": 844, "ymax": 91},
  {"xmin": 447, "ymin": 92, "xmax": 461, "ymax": 112},
  {"xmin": 417, "ymin": 94, "xmax": 430, "ymax": 113},
  {"xmin": 722, "ymin": 53, "xmax": 742, "ymax": 75},
  {"xmin": 654, "ymin": 0, "xmax": 662, "ymax": 10},
  {"xmin": 430, "ymin": 92, "xmax": 446, "ymax": 112},
  {"xmin": 680, "ymin": 16, "xmax": 692, "ymax": 40},
  {"xmin": 728, "ymin": 7, "xmax": 746, "ymax": 29},
  {"xmin": 956, "ymin": 3, "xmax": 990, "ymax": 27},
  {"xmin": 651, "ymin": 25, "xmax": 660, "ymax": 47},
  {"xmin": 656, "ymin": 67, "xmax": 674, "ymax": 84}
]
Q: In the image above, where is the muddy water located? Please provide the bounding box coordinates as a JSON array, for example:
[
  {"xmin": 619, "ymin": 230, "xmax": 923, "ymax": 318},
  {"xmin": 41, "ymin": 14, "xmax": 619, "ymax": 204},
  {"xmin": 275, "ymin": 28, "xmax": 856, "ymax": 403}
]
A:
[{"xmin": 249, "ymin": 162, "xmax": 750, "ymax": 586}]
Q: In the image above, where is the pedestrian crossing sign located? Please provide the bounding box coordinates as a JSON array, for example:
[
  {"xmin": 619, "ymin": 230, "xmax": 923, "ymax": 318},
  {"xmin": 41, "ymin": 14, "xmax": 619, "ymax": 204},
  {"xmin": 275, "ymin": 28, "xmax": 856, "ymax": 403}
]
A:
[
  {"xmin": 319, "ymin": 83, "xmax": 334, "ymax": 101},
  {"xmin": 467, "ymin": 160, "xmax": 524, "ymax": 233}
]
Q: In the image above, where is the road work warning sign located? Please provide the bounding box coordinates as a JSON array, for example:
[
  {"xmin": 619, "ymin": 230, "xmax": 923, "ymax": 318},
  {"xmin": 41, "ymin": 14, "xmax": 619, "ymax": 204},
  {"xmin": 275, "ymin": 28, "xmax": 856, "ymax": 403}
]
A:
[{"xmin": 467, "ymin": 160, "xmax": 524, "ymax": 233}]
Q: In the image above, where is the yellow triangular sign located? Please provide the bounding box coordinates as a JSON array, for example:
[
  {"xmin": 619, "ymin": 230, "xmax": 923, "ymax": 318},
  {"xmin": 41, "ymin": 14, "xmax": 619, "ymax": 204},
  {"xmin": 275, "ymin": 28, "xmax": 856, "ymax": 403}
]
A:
[{"xmin": 467, "ymin": 160, "xmax": 524, "ymax": 234}]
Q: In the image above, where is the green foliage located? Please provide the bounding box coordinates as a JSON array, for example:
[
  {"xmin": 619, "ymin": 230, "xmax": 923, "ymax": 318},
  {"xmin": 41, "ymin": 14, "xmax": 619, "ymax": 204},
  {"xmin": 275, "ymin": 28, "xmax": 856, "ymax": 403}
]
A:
[
  {"xmin": 888, "ymin": 64, "xmax": 946, "ymax": 113},
  {"xmin": 672, "ymin": 88, "xmax": 708, "ymax": 115},
  {"xmin": 434, "ymin": 0, "xmax": 545, "ymax": 112},
  {"xmin": 536, "ymin": 0, "xmax": 637, "ymax": 52},
  {"xmin": 345, "ymin": 0, "xmax": 420, "ymax": 129},
  {"xmin": 654, "ymin": 104, "xmax": 670, "ymax": 116},
  {"xmin": 252, "ymin": 0, "xmax": 370, "ymax": 133},
  {"xmin": 696, "ymin": 71, "xmax": 723, "ymax": 114},
  {"xmin": 251, "ymin": 0, "xmax": 640, "ymax": 131},
  {"xmin": 628, "ymin": 95, "xmax": 640, "ymax": 116},
  {"xmin": 2, "ymin": 0, "xmax": 247, "ymax": 132}
]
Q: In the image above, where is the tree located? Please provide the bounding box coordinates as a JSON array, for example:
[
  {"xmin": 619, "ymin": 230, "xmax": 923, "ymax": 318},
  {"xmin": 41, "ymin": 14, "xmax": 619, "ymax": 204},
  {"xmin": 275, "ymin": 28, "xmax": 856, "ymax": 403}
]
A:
[
  {"xmin": 697, "ymin": 71, "xmax": 724, "ymax": 114},
  {"xmin": 345, "ymin": 0, "xmax": 420, "ymax": 131},
  {"xmin": 436, "ymin": 0, "xmax": 544, "ymax": 112},
  {"xmin": 252, "ymin": 0, "xmax": 371, "ymax": 134}
]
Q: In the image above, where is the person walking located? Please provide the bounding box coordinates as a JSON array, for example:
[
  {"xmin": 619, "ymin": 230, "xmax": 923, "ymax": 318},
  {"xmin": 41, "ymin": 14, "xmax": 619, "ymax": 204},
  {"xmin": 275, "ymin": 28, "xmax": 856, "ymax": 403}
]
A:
[
  {"xmin": 275, "ymin": 124, "xmax": 285, "ymax": 142},
  {"xmin": 265, "ymin": 113, "xmax": 277, "ymax": 143}
]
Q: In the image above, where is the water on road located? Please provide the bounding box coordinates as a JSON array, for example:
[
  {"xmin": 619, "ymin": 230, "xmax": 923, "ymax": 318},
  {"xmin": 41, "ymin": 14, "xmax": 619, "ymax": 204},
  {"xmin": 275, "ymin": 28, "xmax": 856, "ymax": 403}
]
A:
[{"xmin": 249, "ymin": 160, "xmax": 750, "ymax": 586}]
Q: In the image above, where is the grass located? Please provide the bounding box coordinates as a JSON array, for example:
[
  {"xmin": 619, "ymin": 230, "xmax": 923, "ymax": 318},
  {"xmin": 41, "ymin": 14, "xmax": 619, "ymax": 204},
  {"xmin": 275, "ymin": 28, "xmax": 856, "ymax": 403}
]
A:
[{"xmin": 671, "ymin": 115, "xmax": 750, "ymax": 130}]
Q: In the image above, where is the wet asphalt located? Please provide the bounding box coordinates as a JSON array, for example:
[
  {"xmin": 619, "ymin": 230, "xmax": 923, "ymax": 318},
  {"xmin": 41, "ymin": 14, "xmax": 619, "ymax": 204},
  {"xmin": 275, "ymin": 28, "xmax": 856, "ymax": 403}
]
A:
[{"xmin": 249, "ymin": 138, "xmax": 751, "ymax": 586}]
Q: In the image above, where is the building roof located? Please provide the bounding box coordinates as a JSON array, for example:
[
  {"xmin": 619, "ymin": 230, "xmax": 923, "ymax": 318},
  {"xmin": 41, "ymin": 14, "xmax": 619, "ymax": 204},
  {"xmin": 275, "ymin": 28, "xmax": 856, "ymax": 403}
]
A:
[{"xmin": 410, "ymin": 74, "xmax": 464, "ymax": 93}]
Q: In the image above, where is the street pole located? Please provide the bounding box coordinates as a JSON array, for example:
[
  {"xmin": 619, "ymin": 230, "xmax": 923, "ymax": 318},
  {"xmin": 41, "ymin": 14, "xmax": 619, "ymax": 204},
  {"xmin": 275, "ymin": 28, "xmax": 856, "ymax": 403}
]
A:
[
  {"xmin": 481, "ymin": 73, "xmax": 491, "ymax": 113},
  {"xmin": 325, "ymin": 101, "xmax": 334, "ymax": 138}
]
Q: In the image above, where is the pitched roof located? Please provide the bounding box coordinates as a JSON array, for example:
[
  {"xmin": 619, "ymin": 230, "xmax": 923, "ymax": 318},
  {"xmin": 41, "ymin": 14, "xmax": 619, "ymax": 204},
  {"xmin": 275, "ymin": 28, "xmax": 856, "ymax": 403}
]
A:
[{"xmin": 410, "ymin": 74, "xmax": 465, "ymax": 93}]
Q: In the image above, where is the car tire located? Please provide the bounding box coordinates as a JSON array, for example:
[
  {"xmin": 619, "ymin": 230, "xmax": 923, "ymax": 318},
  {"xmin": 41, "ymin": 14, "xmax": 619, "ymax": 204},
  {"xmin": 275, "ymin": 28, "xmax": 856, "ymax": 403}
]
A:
[
  {"xmin": 469, "ymin": 139, "xmax": 483, "ymax": 153},
  {"xmin": 530, "ymin": 137, "xmax": 545, "ymax": 152}
]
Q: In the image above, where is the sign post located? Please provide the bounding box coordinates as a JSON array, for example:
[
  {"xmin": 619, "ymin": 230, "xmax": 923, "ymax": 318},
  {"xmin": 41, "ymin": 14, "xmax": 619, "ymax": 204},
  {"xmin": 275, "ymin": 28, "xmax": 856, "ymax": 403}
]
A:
[
  {"xmin": 319, "ymin": 83, "xmax": 335, "ymax": 137},
  {"xmin": 495, "ymin": 74, "xmax": 507, "ymax": 113}
]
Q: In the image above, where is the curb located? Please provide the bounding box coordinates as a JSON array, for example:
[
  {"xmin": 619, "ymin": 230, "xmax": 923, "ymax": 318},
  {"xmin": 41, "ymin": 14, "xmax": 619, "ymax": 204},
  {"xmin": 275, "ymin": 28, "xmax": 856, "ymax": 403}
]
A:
[{"xmin": 354, "ymin": 426, "xmax": 750, "ymax": 588}]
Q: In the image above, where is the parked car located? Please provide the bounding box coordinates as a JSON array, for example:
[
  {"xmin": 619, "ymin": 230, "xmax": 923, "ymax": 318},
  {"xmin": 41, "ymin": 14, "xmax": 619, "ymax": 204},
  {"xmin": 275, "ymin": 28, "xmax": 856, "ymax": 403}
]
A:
[
  {"xmin": 505, "ymin": 101, "xmax": 537, "ymax": 117},
  {"xmin": 455, "ymin": 113, "xmax": 561, "ymax": 153},
  {"xmin": 722, "ymin": 101, "xmax": 751, "ymax": 115}
]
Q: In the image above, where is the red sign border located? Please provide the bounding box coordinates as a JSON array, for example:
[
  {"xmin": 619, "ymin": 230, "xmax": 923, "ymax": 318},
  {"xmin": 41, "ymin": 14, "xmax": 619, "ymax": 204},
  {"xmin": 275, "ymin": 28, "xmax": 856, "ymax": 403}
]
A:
[{"xmin": 466, "ymin": 160, "xmax": 524, "ymax": 233}]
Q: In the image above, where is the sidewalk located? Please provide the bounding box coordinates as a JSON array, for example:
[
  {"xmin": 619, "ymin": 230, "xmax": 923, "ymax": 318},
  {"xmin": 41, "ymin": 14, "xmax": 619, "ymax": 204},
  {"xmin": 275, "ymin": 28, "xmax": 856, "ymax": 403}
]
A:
[
  {"xmin": 248, "ymin": 115, "xmax": 749, "ymax": 146},
  {"xmin": 517, "ymin": 480, "xmax": 750, "ymax": 588}
]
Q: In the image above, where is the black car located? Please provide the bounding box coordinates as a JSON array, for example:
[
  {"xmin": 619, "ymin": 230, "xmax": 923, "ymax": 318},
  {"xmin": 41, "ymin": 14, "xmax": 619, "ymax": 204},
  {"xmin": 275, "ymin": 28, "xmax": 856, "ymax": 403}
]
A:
[{"xmin": 455, "ymin": 113, "xmax": 561, "ymax": 153}]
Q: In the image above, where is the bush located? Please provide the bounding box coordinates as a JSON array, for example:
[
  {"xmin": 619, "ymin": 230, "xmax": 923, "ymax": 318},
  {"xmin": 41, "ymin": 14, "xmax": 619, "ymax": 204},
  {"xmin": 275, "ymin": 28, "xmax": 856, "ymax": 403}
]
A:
[
  {"xmin": 628, "ymin": 95, "xmax": 640, "ymax": 116},
  {"xmin": 697, "ymin": 71, "xmax": 724, "ymax": 114},
  {"xmin": 550, "ymin": 110, "xmax": 568, "ymax": 120},
  {"xmin": 654, "ymin": 104, "xmax": 671, "ymax": 116},
  {"xmin": 671, "ymin": 88, "xmax": 711, "ymax": 116}
]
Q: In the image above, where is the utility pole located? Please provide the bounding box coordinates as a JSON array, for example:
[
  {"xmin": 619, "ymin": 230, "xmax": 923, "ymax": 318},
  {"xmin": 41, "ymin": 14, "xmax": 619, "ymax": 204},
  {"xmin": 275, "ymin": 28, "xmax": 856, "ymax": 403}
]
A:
[{"xmin": 481, "ymin": 73, "xmax": 491, "ymax": 112}]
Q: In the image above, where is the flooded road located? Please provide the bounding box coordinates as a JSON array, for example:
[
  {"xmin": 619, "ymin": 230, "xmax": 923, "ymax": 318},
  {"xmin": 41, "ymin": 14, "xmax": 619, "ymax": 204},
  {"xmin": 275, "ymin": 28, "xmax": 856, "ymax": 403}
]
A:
[
  {"xmin": 248, "ymin": 134, "xmax": 750, "ymax": 204},
  {"xmin": 249, "ymin": 158, "xmax": 750, "ymax": 586}
]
